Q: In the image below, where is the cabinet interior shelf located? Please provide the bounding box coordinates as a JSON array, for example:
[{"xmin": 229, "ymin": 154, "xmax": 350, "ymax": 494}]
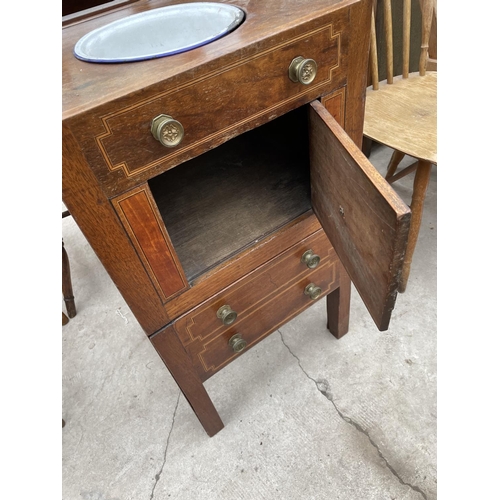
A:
[{"xmin": 149, "ymin": 106, "xmax": 312, "ymax": 281}]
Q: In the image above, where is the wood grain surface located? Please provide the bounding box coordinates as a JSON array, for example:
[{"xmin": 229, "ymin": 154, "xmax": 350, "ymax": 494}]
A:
[
  {"xmin": 112, "ymin": 185, "xmax": 188, "ymax": 302},
  {"xmin": 62, "ymin": 0, "xmax": 377, "ymax": 436},
  {"xmin": 309, "ymin": 100, "xmax": 411, "ymax": 331},
  {"xmin": 364, "ymin": 72, "xmax": 437, "ymax": 163},
  {"xmin": 63, "ymin": 0, "xmax": 358, "ymax": 118},
  {"xmin": 64, "ymin": 1, "xmax": 353, "ymax": 197},
  {"xmin": 62, "ymin": 124, "xmax": 170, "ymax": 333},
  {"xmin": 174, "ymin": 234, "xmax": 339, "ymax": 381}
]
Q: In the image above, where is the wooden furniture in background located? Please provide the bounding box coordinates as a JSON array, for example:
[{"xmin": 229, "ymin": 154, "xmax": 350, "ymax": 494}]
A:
[
  {"xmin": 62, "ymin": 210, "xmax": 76, "ymax": 324},
  {"xmin": 426, "ymin": 0, "xmax": 437, "ymax": 71},
  {"xmin": 62, "ymin": 241, "xmax": 76, "ymax": 322},
  {"xmin": 63, "ymin": 0, "xmax": 413, "ymax": 436},
  {"xmin": 364, "ymin": 0, "xmax": 437, "ymax": 292},
  {"xmin": 63, "ymin": 0, "xmax": 139, "ymax": 26}
]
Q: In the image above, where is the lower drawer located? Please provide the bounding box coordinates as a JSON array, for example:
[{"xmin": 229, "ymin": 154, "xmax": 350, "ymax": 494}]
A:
[{"xmin": 173, "ymin": 229, "xmax": 340, "ymax": 380}]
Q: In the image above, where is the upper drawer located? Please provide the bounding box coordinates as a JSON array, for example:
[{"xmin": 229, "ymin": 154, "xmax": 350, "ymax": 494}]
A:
[{"xmin": 67, "ymin": 13, "xmax": 349, "ymax": 197}]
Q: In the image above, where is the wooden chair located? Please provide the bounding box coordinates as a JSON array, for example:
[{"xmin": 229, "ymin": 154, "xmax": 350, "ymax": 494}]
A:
[
  {"xmin": 62, "ymin": 211, "xmax": 76, "ymax": 325},
  {"xmin": 363, "ymin": 0, "xmax": 436, "ymax": 292}
]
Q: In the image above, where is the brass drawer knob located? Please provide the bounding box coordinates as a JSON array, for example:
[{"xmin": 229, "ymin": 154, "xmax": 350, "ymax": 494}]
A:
[
  {"xmin": 229, "ymin": 334, "xmax": 247, "ymax": 353},
  {"xmin": 304, "ymin": 283, "xmax": 322, "ymax": 300},
  {"xmin": 217, "ymin": 305, "xmax": 238, "ymax": 325},
  {"xmin": 288, "ymin": 56, "xmax": 318, "ymax": 85},
  {"xmin": 301, "ymin": 249, "xmax": 321, "ymax": 269},
  {"xmin": 151, "ymin": 114, "xmax": 185, "ymax": 148}
]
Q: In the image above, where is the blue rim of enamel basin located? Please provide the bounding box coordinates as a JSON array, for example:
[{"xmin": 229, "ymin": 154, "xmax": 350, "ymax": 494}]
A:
[{"xmin": 73, "ymin": 3, "xmax": 246, "ymax": 63}]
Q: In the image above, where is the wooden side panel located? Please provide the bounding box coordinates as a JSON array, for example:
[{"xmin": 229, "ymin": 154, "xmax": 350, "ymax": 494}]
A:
[
  {"xmin": 112, "ymin": 185, "xmax": 188, "ymax": 302},
  {"xmin": 321, "ymin": 87, "xmax": 346, "ymax": 128},
  {"xmin": 62, "ymin": 124, "xmax": 171, "ymax": 334},
  {"xmin": 308, "ymin": 100, "xmax": 411, "ymax": 331}
]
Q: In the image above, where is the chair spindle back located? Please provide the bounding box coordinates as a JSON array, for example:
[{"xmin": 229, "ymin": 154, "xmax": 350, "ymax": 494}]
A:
[{"xmin": 369, "ymin": 0, "xmax": 435, "ymax": 91}]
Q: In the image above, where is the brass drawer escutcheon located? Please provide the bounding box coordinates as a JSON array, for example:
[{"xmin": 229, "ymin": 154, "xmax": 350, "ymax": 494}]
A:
[
  {"xmin": 217, "ymin": 305, "xmax": 238, "ymax": 325},
  {"xmin": 151, "ymin": 114, "xmax": 185, "ymax": 148},
  {"xmin": 229, "ymin": 333, "xmax": 247, "ymax": 353},
  {"xmin": 304, "ymin": 283, "xmax": 322, "ymax": 300},
  {"xmin": 301, "ymin": 249, "xmax": 320, "ymax": 269},
  {"xmin": 288, "ymin": 56, "xmax": 318, "ymax": 85}
]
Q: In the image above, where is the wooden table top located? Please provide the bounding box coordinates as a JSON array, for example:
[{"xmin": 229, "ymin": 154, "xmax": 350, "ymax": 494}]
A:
[{"xmin": 62, "ymin": 0, "xmax": 357, "ymax": 120}]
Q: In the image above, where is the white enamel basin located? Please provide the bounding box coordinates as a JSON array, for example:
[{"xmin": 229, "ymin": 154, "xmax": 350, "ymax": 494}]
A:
[{"xmin": 74, "ymin": 2, "xmax": 245, "ymax": 63}]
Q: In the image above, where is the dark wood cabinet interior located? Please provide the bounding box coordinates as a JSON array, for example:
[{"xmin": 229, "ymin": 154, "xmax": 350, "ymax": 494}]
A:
[{"xmin": 149, "ymin": 107, "xmax": 311, "ymax": 281}]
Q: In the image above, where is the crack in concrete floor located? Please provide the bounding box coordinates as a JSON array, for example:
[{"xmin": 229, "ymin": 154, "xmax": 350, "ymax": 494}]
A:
[
  {"xmin": 278, "ymin": 329, "xmax": 428, "ymax": 500},
  {"xmin": 149, "ymin": 391, "xmax": 181, "ymax": 500}
]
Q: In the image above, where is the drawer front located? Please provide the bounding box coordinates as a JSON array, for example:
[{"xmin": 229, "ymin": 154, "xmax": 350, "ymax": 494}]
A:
[
  {"xmin": 174, "ymin": 230, "xmax": 339, "ymax": 380},
  {"xmin": 81, "ymin": 16, "xmax": 348, "ymax": 196},
  {"xmin": 163, "ymin": 212, "xmax": 323, "ymax": 321}
]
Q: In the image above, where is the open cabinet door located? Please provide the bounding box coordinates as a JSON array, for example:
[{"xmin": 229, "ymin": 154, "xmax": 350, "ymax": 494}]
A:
[{"xmin": 308, "ymin": 100, "xmax": 411, "ymax": 331}]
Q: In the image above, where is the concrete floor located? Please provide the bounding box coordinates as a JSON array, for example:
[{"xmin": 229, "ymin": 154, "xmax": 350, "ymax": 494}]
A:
[{"xmin": 62, "ymin": 143, "xmax": 437, "ymax": 500}]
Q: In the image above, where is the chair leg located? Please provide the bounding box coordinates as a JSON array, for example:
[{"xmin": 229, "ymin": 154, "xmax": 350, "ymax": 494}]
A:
[
  {"xmin": 362, "ymin": 137, "xmax": 373, "ymax": 158},
  {"xmin": 386, "ymin": 149, "xmax": 406, "ymax": 180},
  {"xmin": 62, "ymin": 240, "xmax": 77, "ymax": 319},
  {"xmin": 399, "ymin": 160, "xmax": 433, "ymax": 293}
]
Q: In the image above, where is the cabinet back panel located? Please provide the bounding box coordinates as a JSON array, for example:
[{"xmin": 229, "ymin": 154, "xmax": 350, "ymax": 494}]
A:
[{"xmin": 149, "ymin": 107, "xmax": 311, "ymax": 281}]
